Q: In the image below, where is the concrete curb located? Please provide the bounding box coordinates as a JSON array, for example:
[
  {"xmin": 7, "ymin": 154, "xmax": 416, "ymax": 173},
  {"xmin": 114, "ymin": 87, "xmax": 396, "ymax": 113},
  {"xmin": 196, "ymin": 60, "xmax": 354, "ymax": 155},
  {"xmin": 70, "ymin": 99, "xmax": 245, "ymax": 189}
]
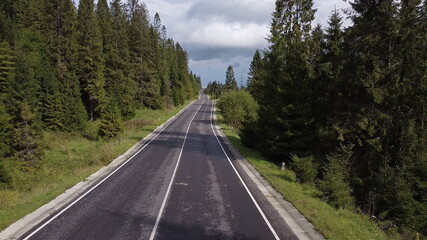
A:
[
  {"xmin": 212, "ymin": 103, "xmax": 325, "ymax": 240},
  {"xmin": 0, "ymin": 101, "xmax": 196, "ymax": 240}
]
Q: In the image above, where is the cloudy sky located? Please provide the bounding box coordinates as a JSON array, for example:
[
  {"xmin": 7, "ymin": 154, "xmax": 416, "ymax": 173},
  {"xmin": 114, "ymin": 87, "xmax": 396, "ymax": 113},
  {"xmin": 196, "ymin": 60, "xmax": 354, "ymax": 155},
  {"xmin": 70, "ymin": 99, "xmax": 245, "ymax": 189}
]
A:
[{"xmin": 143, "ymin": 0, "xmax": 352, "ymax": 87}]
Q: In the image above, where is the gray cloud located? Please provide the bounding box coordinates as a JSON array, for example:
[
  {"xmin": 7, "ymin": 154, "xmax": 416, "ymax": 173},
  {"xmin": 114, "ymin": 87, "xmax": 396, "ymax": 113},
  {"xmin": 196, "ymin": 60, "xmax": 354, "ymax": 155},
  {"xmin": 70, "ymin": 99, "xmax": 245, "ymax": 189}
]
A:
[
  {"xmin": 145, "ymin": 0, "xmax": 351, "ymax": 86},
  {"xmin": 182, "ymin": 44, "xmax": 258, "ymax": 62},
  {"xmin": 186, "ymin": 1, "xmax": 272, "ymax": 24}
]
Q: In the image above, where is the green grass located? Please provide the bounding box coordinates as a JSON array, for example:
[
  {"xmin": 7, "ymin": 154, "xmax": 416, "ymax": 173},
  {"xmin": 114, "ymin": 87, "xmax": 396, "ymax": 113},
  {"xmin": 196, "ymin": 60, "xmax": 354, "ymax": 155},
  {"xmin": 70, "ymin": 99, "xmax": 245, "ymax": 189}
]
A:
[
  {"xmin": 0, "ymin": 101, "xmax": 193, "ymax": 231},
  {"xmin": 217, "ymin": 115, "xmax": 399, "ymax": 240}
]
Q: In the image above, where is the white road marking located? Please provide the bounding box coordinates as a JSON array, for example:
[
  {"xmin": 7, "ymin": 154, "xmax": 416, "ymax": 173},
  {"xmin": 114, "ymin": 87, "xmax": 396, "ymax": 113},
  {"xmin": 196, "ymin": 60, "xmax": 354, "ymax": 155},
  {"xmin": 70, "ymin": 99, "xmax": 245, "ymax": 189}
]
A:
[
  {"xmin": 149, "ymin": 99, "xmax": 206, "ymax": 240},
  {"xmin": 209, "ymin": 101, "xmax": 281, "ymax": 240},
  {"xmin": 22, "ymin": 101, "xmax": 196, "ymax": 240}
]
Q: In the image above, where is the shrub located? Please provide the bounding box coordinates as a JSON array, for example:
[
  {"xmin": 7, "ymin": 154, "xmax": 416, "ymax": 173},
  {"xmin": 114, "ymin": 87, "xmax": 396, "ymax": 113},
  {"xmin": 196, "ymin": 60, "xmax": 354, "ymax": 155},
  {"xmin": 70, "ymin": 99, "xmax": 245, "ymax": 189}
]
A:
[
  {"xmin": 240, "ymin": 119, "xmax": 260, "ymax": 148},
  {"xmin": 82, "ymin": 120, "xmax": 100, "ymax": 140},
  {"xmin": 98, "ymin": 106, "xmax": 123, "ymax": 140},
  {"xmin": 217, "ymin": 90, "xmax": 258, "ymax": 131},
  {"xmin": 290, "ymin": 154, "xmax": 317, "ymax": 184},
  {"xmin": 0, "ymin": 160, "xmax": 11, "ymax": 189},
  {"xmin": 319, "ymin": 144, "xmax": 354, "ymax": 209}
]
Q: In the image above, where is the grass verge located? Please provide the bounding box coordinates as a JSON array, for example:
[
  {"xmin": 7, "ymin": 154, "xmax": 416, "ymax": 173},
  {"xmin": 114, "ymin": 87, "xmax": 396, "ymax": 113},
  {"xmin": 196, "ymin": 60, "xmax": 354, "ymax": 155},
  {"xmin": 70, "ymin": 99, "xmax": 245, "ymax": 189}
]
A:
[
  {"xmin": 0, "ymin": 100, "xmax": 193, "ymax": 231},
  {"xmin": 217, "ymin": 115, "xmax": 398, "ymax": 240}
]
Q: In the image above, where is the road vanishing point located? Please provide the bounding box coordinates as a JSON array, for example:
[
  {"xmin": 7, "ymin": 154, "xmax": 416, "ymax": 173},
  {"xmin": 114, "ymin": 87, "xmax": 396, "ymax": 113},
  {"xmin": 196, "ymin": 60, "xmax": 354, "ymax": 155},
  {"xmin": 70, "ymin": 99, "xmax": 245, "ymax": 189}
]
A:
[{"xmin": 19, "ymin": 94, "xmax": 300, "ymax": 240}]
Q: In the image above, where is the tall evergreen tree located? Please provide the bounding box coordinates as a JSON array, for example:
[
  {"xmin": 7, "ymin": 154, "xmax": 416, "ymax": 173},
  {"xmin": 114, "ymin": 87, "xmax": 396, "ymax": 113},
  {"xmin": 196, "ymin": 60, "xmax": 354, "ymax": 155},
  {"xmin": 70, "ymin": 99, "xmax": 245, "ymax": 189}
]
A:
[
  {"xmin": 43, "ymin": 0, "xmax": 86, "ymax": 130},
  {"xmin": 255, "ymin": 0, "xmax": 316, "ymax": 161},
  {"xmin": 128, "ymin": 1, "xmax": 162, "ymax": 109},
  {"xmin": 0, "ymin": 41, "xmax": 14, "ymax": 157},
  {"xmin": 153, "ymin": 13, "xmax": 172, "ymax": 105},
  {"xmin": 247, "ymin": 49, "xmax": 264, "ymax": 102},
  {"xmin": 225, "ymin": 65, "xmax": 238, "ymax": 90},
  {"xmin": 342, "ymin": 0, "xmax": 399, "ymax": 215},
  {"xmin": 108, "ymin": 0, "xmax": 136, "ymax": 117},
  {"xmin": 76, "ymin": 0, "xmax": 106, "ymax": 121},
  {"xmin": 12, "ymin": 101, "xmax": 42, "ymax": 162},
  {"xmin": 172, "ymin": 42, "xmax": 188, "ymax": 105},
  {"xmin": 313, "ymin": 10, "xmax": 346, "ymax": 156}
]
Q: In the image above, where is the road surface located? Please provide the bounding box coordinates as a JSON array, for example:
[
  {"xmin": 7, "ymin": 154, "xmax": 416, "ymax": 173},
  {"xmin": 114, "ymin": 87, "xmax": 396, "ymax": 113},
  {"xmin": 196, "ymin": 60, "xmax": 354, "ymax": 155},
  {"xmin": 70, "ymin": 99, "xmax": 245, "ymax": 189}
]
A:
[{"xmin": 21, "ymin": 94, "xmax": 298, "ymax": 240}]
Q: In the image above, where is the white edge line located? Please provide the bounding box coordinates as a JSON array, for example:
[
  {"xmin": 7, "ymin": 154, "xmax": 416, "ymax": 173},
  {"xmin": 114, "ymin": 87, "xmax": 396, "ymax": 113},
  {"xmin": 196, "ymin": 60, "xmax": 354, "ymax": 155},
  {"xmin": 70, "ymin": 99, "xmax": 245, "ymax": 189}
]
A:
[
  {"xmin": 148, "ymin": 99, "xmax": 206, "ymax": 240},
  {"xmin": 209, "ymin": 101, "xmax": 280, "ymax": 240},
  {"xmin": 22, "ymin": 101, "xmax": 196, "ymax": 240}
]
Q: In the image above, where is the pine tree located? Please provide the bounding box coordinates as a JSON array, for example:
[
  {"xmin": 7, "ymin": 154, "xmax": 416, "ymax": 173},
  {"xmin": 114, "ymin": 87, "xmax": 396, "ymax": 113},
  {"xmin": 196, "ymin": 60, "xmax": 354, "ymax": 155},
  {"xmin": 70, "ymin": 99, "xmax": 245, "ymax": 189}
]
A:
[
  {"xmin": 225, "ymin": 65, "xmax": 238, "ymax": 90},
  {"xmin": 76, "ymin": 0, "xmax": 106, "ymax": 121}
]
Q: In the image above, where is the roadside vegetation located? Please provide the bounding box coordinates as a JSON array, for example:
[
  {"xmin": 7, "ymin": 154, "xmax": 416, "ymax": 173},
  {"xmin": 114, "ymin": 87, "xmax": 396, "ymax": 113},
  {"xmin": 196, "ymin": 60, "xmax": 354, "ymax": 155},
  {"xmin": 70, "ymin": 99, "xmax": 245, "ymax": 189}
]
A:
[
  {"xmin": 0, "ymin": 101, "xmax": 191, "ymax": 230},
  {"xmin": 0, "ymin": 0, "xmax": 202, "ymax": 231},
  {"xmin": 218, "ymin": 117, "xmax": 398, "ymax": 240},
  {"xmin": 208, "ymin": 0, "xmax": 426, "ymax": 238},
  {"xmin": 216, "ymin": 91, "xmax": 393, "ymax": 238}
]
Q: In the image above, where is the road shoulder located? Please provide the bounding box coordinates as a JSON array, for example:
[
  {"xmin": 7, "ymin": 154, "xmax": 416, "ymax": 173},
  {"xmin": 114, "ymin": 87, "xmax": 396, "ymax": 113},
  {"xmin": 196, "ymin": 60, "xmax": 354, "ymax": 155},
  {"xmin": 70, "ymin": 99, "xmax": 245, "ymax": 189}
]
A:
[
  {"xmin": 212, "ymin": 103, "xmax": 325, "ymax": 240},
  {"xmin": 0, "ymin": 101, "xmax": 196, "ymax": 240}
]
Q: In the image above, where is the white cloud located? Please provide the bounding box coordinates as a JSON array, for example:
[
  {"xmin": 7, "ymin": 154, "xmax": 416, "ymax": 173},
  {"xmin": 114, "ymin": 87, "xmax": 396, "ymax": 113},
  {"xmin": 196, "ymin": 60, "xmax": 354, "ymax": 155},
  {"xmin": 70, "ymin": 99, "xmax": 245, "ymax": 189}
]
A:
[
  {"xmin": 143, "ymin": 0, "xmax": 351, "ymax": 86},
  {"xmin": 314, "ymin": 0, "xmax": 352, "ymax": 27},
  {"xmin": 186, "ymin": 20, "xmax": 268, "ymax": 48}
]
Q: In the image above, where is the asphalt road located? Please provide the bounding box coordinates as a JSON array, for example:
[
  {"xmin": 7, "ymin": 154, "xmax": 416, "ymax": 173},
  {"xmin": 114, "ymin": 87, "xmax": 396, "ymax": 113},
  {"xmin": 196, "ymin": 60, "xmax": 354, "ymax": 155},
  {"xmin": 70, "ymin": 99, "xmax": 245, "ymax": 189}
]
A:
[{"xmin": 21, "ymin": 94, "xmax": 298, "ymax": 240}]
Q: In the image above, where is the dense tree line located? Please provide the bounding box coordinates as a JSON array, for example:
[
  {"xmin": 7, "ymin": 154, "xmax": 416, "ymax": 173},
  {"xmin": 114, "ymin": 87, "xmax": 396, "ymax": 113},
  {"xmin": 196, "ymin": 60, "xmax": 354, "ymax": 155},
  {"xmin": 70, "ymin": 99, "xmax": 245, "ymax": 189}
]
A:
[
  {"xmin": 205, "ymin": 65, "xmax": 239, "ymax": 98},
  {"xmin": 0, "ymin": 0, "xmax": 200, "ymax": 184},
  {"xmin": 244, "ymin": 0, "xmax": 426, "ymax": 236}
]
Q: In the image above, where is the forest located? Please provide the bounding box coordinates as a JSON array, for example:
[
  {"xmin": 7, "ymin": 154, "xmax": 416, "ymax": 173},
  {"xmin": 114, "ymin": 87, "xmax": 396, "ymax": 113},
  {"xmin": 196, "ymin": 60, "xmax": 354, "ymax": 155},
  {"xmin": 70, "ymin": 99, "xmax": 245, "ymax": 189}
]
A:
[
  {"xmin": 0, "ymin": 0, "xmax": 200, "ymax": 188},
  {"xmin": 209, "ymin": 0, "xmax": 426, "ymax": 237}
]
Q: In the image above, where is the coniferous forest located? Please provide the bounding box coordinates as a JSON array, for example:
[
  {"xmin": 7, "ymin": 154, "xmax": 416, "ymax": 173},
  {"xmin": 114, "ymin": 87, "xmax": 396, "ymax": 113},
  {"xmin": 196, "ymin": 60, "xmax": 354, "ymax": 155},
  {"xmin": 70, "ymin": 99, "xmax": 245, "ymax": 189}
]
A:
[
  {"xmin": 0, "ymin": 0, "xmax": 200, "ymax": 186},
  {"xmin": 209, "ymin": 0, "xmax": 426, "ymax": 236},
  {"xmin": 245, "ymin": 0, "xmax": 426, "ymax": 235}
]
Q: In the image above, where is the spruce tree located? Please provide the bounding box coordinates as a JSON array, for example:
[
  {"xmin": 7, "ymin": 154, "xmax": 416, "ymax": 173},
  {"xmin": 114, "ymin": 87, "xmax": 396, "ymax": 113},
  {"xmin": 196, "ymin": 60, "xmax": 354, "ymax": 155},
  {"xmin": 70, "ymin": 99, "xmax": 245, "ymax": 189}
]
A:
[
  {"xmin": 247, "ymin": 49, "xmax": 264, "ymax": 102},
  {"xmin": 319, "ymin": 144, "xmax": 354, "ymax": 209},
  {"xmin": 225, "ymin": 65, "xmax": 238, "ymax": 91},
  {"xmin": 0, "ymin": 103, "xmax": 12, "ymax": 157},
  {"xmin": 165, "ymin": 39, "xmax": 182, "ymax": 106},
  {"xmin": 314, "ymin": 10, "xmax": 346, "ymax": 156},
  {"xmin": 12, "ymin": 101, "xmax": 42, "ymax": 162},
  {"xmin": 0, "ymin": 41, "xmax": 14, "ymax": 95},
  {"xmin": 343, "ymin": 0, "xmax": 400, "ymax": 216},
  {"xmin": 0, "ymin": 26, "xmax": 14, "ymax": 186},
  {"xmin": 0, "ymin": 0, "xmax": 18, "ymax": 42},
  {"xmin": 128, "ymin": 1, "xmax": 162, "ymax": 109},
  {"xmin": 255, "ymin": 0, "xmax": 316, "ymax": 161},
  {"xmin": 38, "ymin": 67, "xmax": 65, "ymax": 130},
  {"xmin": 108, "ymin": 0, "xmax": 136, "ymax": 117},
  {"xmin": 43, "ymin": 0, "xmax": 86, "ymax": 130},
  {"xmin": 153, "ymin": 13, "xmax": 172, "ymax": 105},
  {"xmin": 171, "ymin": 43, "xmax": 188, "ymax": 105},
  {"xmin": 98, "ymin": 99, "xmax": 123, "ymax": 139},
  {"xmin": 76, "ymin": 0, "xmax": 106, "ymax": 121}
]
